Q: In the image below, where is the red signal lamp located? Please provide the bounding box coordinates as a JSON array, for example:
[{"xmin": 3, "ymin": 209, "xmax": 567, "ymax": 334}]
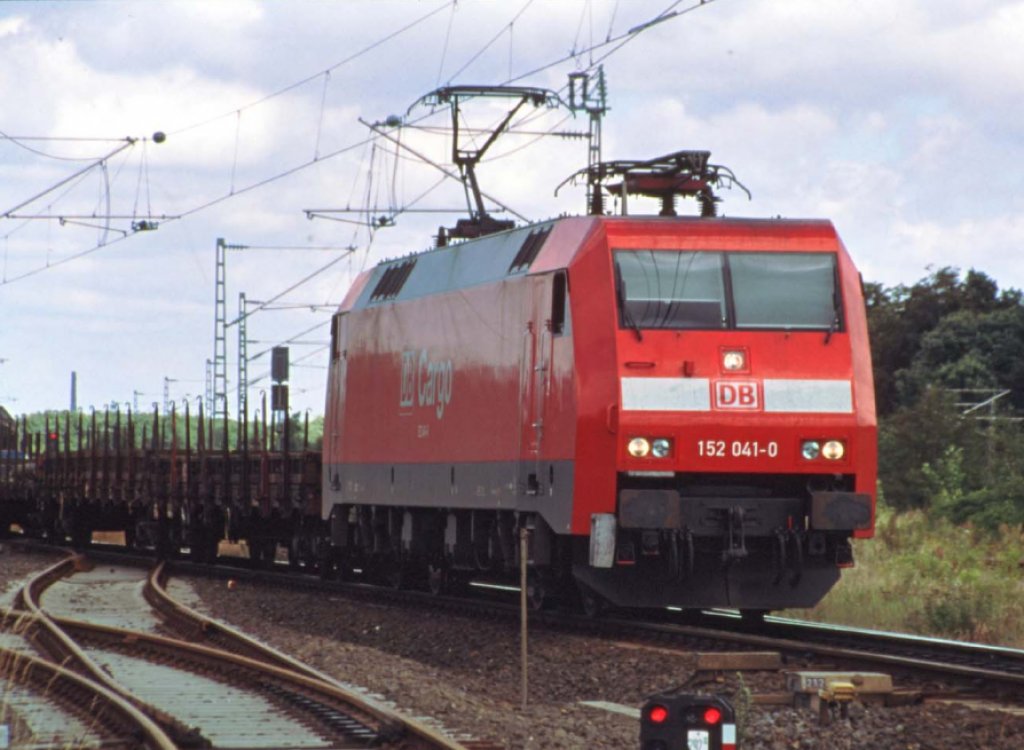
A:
[
  {"xmin": 703, "ymin": 706, "xmax": 722, "ymax": 725},
  {"xmin": 648, "ymin": 704, "xmax": 669, "ymax": 724}
]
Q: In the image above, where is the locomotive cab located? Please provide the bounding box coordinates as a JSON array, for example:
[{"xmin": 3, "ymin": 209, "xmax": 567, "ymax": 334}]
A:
[{"xmin": 570, "ymin": 218, "xmax": 877, "ymax": 610}]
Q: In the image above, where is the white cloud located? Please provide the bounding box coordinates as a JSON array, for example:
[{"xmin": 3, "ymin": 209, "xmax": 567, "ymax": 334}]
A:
[{"xmin": 2, "ymin": 0, "xmax": 1023, "ymax": 414}]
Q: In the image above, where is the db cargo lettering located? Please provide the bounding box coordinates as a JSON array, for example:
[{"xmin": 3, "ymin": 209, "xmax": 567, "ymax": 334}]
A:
[{"xmin": 400, "ymin": 350, "xmax": 453, "ymax": 419}]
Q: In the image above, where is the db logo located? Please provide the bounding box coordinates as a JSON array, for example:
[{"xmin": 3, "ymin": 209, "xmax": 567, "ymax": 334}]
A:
[{"xmin": 714, "ymin": 380, "xmax": 760, "ymax": 410}]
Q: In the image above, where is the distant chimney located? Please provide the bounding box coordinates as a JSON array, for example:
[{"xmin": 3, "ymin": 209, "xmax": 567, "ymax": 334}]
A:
[{"xmin": 70, "ymin": 371, "xmax": 78, "ymax": 412}]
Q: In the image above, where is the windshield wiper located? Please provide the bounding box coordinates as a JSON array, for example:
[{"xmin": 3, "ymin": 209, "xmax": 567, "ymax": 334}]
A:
[
  {"xmin": 824, "ymin": 315, "xmax": 838, "ymax": 345},
  {"xmin": 615, "ymin": 262, "xmax": 643, "ymax": 342},
  {"xmin": 824, "ymin": 267, "xmax": 843, "ymax": 345}
]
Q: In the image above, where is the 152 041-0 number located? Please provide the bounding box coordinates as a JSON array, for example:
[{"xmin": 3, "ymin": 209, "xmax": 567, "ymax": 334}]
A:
[{"xmin": 698, "ymin": 439, "xmax": 779, "ymax": 458}]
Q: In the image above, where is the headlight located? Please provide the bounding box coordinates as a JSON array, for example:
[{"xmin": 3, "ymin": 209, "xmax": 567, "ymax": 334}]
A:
[
  {"xmin": 801, "ymin": 440, "xmax": 821, "ymax": 460},
  {"xmin": 651, "ymin": 438, "xmax": 672, "ymax": 458},
  {"xmin": 722, "ymin": 349, "xmax": 746, "ymax": 371},
  {"xmin": 822, "ymin": 440, "xmax": 845, "ymax": 460},
  {"xmin": 627, "ymin": 437, "xmax": 651, "ymax": 457}
]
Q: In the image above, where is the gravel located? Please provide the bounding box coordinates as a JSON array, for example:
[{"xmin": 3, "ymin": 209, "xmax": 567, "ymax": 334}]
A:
[{"xmin": 3, "ymin": 545, "xmax": 1023, "ymax": 749}]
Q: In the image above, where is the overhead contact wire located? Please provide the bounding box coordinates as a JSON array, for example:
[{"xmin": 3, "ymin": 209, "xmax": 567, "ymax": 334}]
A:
[{"xmin": 168, "ymin": 0, "xmax": 454, "ymax": 137}]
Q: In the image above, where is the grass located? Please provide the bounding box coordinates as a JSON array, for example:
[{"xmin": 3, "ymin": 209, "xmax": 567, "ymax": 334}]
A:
[{"xmin": 784, "ymin": 505, "xmax": 1024, "ymax": 647}]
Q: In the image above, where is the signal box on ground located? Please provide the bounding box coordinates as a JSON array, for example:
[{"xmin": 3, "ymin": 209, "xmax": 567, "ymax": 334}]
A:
[{"xmin": 640, "ymin": 693, "xmax": 737, "ymax": 750}]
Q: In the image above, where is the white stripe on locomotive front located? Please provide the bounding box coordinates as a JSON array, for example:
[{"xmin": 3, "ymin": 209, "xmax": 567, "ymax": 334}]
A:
[{"xmin": 621, "ymin": 377, "xmax": 853, "ymax": 413}]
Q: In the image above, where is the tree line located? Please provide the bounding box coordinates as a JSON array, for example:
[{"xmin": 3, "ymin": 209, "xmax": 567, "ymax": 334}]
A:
[{"xmin": 867, "ymin": 267, "xmax": 1024, "ymax": 528}]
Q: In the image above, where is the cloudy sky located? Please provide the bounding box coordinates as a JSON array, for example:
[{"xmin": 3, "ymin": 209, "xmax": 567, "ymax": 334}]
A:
[{"xmin": 1, "ymin": 0, "xmax": 1022, "ymax": 416}]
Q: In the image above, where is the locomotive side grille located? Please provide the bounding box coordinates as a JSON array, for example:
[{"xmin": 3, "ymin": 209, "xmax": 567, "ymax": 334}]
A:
[
  {"xmin": 508, "ymin": 226, "xmax": 552, "ymax": 273},
  {"xmin": 369, "ymin": 258, "xmax": 417, "ymax": 301}
]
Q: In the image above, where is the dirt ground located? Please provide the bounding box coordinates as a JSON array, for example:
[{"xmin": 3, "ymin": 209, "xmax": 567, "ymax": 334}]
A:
[{"xmin": 2, "ymin": 544, "xmax": 1023, "ymax": 749}]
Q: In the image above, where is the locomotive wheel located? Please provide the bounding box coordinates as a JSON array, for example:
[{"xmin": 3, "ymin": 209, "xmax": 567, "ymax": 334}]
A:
[
  {"xmin": 578, "ymin": 584, "xmax": 606, "ymax": 618},
  {"xmin": 788, "ymin": 531, "xmax": 804, "ymax": 587},
  {"xmin": 526, "ymin": 571, "xmax": 550, "ymax": 611},
  {"xmin": 740, "ymin": 608, "xmax": 768, "ymax": 625}
]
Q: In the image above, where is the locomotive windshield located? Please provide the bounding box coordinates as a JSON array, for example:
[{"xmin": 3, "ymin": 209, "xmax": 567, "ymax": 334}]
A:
[{"xmin": 614, "ymin": 250, "xmax": 840, "ymax": 331}]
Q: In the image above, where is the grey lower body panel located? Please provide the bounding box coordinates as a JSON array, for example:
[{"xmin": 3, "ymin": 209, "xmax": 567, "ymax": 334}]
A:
[{"xmin": 322, "ymin": 459, "xmax": 576, "ymax": 535}]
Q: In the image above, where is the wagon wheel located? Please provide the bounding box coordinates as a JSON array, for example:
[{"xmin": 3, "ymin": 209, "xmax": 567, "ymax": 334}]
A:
[
  {"xmin": 385, "ymin": 559, "xmax": 408, "ymax": 590},
  {"xmin": 318, "ymin": 546, "xmax": 337, "ymax": 581},
  {"xmin": 427, "ymin": 563, "xmax": 448, "ymax": 596}
]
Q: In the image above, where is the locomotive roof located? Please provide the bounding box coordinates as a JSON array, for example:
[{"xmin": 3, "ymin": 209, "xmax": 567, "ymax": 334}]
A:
[{"xmin": 341, "ymin": 215, "xmax": 840, "ymax": 312}]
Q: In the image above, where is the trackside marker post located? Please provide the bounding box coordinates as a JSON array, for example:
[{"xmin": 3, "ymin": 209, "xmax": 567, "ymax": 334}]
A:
[{"xmin": 519, "ymin": 526, "xmax": 529, "ymax": 709}]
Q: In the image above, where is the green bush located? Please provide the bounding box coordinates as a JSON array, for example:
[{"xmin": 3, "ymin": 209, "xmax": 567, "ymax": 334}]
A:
[{"xmin": 791, "ymin": 507, "xmax": 1024, "ymax": 646}]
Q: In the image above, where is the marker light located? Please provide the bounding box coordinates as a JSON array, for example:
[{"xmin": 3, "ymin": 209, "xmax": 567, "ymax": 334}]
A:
[
  {"xmin": 703, "ymin": 706, "xmax": 722, "ymax": 725},
  {"xmin": 722, "ymin": 350, "xmax": 746, "ymax": 371},
  {"xmin": 822, "ymin": 440, "xmax": 846, "ymax": 460},
  {"xmin": 628, "ymin": 437, "xmax": 651, "ymax": 458},
  {"xmin": 648, "ymin": 705, "xmax": 669, "ymax": 724},
  {"xmin": 651, "ymin": 438, "xmax": 672, "ymax": 458},
  {"xmin": 801, "ymin": 440, "xmax": 821, "ymax": 460}
]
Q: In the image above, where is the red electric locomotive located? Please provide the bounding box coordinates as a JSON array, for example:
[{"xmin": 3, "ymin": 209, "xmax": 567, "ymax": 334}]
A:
[{"xmin": 321, "ymin": 148, "xmax": 876, "ymax": 614}]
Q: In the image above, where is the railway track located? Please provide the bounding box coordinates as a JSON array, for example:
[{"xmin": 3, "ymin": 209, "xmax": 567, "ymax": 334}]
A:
[
  {"xmin": 8, "ymin": 540, "xmax": 1023, "ymax": 748},
  {"xmin": 716, "ymin": 609, "xmax": 1024, "ymax": 687},
  {"xmin": 558, "ymin": 607, "xmax": 1024, "ymax": 699},
  {"xmin": 0, "ymin": 631, "xmax": 175, "ymax": 750},
  {"xmin": 3, "ymin": 552, "xmax": 497, "ymax": 750},
  {"xmin": 147, "ymin": 549, "xmax": 1024, "ymax": 702}
]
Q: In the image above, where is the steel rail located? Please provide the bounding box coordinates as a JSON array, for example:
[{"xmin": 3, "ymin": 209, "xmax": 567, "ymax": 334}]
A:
[
  {"xmin": 147, "ymin": 549, "xmax": 1024, "ymax": 693},
  {"xmin": 12, "ymin": 551, "xmax": 482, "ymax": 750},
  {"xmin": 602, "ymin": 614, "xmax": 1024, "ymax": 689},
  {"xmin": 11, "ymin": 554, "xmax": 210, "ymax": 747},
  {"xmin": 217, "ymin": 557, "xmax": 1024, "ymax": 691},
  {"xmin": 42, "ymin": 616, "xmax": 411, "ymax": 746},
  {"xmin": 144, "ymin": 561, "xmax": 335, "ymax": 681},
  {"xmin": 0, "ymin": 638, "xmax": 177, "ymax": 750},
  {"xmin": 742, "ymin": 610, "xmax": 1024, "ymax": 676},
  {"xmin": 146, "ymin": 561, "xmax": 484, "ymax": 750}
]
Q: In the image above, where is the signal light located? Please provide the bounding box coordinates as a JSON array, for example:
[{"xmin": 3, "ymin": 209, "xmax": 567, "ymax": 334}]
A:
[
  {"xmin": 641, "ymin": 693, "xmax": 737, "ymax": 750},
  {"xmin": 648, "ymin": 704, "xmax": 669, "ymax": 724}
]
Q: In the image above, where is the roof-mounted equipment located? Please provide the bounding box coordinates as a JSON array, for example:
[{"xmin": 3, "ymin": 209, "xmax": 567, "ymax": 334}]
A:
[
  {"xmin": 558, "ymin": 149, "xmax": 751, "ymax": 218},
  {"xmin": 414, "ymin": 85, "xmax": 562, "ymax": 242}
]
